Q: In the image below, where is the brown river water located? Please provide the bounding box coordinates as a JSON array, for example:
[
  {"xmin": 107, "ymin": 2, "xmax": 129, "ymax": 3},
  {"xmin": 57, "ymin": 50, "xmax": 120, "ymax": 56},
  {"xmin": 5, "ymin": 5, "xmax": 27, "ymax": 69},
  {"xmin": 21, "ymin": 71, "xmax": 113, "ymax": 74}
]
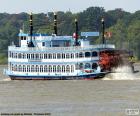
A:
[{"xmin": 0, "ymin": 64, "xmax": 140, "ymax": 116}]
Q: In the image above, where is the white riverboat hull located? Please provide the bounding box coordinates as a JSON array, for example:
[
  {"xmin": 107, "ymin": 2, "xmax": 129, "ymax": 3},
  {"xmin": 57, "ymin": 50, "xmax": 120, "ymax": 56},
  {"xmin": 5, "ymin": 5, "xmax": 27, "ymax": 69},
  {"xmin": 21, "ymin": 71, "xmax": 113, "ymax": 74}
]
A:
[{"xmin": 9, "ymin": 73, "xmax": 106, "ymax": 80}]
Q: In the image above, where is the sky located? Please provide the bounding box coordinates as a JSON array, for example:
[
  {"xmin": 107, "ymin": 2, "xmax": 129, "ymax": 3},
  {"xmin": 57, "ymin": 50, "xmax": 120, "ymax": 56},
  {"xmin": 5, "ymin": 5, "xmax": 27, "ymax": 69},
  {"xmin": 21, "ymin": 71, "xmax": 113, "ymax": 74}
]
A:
[{"xmin": 1, "ymin": 0, "xmax": 140, "ymax": 14}]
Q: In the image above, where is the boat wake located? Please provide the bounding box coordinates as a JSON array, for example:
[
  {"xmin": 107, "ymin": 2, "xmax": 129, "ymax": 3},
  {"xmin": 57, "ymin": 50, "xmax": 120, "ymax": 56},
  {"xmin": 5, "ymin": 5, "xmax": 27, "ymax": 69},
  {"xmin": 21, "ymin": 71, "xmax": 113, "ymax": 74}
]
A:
[{"xmin": 102, "ymin": 66, "xmax": 139, "ymax": 80}]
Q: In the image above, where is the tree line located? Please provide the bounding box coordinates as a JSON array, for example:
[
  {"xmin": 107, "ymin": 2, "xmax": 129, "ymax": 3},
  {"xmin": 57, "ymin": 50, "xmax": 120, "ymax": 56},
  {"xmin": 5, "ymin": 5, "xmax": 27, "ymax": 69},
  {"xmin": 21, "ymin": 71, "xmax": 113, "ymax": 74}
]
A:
[{"xmin": 0, "ymin": 7, "xmax": 139, "ymax": 63}]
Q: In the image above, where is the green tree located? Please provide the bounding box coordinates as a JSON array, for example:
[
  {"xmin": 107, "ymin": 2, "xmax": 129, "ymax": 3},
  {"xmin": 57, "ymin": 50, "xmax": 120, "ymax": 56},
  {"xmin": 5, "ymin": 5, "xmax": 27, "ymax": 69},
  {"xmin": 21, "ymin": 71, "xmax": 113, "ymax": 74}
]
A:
[{"xmin": 127, "ymin": 20, "xmax": 140, "ymax": 59}]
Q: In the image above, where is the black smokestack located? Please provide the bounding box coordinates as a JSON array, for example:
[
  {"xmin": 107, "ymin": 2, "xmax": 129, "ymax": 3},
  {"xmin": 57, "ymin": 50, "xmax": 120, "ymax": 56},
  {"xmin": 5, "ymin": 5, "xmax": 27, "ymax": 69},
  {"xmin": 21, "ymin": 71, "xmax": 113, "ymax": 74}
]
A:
[
  {"xmin": 54, "ymin": 12, "xmax": 57, "ymax": 35},
  {"xmin": 75, "ymin": 19, "xmax": 79, "ymax": 46},
  {"xmin": 101, "ymin": 18, "xmax": 105, "ymax": 44},
  {"xmin": 30, "ymin": 13, "xmax": 33, "ymax": 37},
  {"xmin": 28, "ymin": 13, "xmax": 34, "ymax": 47}
]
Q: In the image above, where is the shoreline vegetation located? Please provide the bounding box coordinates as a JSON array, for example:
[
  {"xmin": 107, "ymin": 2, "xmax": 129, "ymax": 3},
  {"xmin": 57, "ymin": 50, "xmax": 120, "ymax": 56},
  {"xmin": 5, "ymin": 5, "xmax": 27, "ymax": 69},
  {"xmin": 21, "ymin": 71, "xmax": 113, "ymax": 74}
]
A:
[{"xmin": 0, "ymin": 54, "xmax": 7, "ymax": 65}]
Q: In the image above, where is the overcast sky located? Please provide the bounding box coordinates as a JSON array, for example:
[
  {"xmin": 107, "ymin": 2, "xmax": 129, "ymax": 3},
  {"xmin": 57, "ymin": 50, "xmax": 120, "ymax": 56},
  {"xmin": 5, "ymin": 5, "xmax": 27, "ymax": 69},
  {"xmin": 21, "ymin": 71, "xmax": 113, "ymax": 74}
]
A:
[{"xmin": 1, "ymin": 0, "xmax": 140, "ymax": 13}]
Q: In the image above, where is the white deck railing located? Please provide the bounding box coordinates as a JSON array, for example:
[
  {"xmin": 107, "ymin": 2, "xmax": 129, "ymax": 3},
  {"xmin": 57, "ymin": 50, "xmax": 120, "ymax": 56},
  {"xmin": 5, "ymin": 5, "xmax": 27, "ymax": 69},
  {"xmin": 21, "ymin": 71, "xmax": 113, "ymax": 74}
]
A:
[{"xmin": 9, "ymin": 44, "xmax": 115, "ymax": 52}]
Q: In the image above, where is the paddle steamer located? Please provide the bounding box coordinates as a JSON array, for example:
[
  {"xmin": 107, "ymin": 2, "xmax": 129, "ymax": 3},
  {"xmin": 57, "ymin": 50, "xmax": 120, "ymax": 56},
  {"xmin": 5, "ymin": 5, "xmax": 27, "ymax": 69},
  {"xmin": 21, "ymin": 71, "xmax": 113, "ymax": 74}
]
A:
[{"xmin": 5, "ymin": 13, "xmax": 132, "ymax": 80}]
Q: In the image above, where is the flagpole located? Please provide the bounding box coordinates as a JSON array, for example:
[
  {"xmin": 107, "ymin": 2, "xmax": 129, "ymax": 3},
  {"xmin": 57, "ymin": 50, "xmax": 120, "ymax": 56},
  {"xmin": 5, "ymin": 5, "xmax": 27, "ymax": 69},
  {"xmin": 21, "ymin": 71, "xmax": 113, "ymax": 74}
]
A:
[{"xmin": 101, "ymin": 18, "xmax": 105, "ymax": 45}]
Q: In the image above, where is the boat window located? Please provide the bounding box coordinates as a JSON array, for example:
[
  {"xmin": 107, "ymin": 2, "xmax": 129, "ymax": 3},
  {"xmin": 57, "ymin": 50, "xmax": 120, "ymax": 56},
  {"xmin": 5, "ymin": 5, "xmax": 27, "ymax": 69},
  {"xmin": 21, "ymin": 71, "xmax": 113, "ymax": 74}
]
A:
[
  {"xmin": 57, "ymin": 65, "xmax": 61, "ymax": 72},
  {"xmin": 53, "ymin": 65, "xmax": 57, "ymax": 72},
  {"xmin": 11, "ymin": 64, "xmax": 14, "ymax": 71},
  {"xmin": 71, "ymin": 54, "xmax": 74, "ymax": 58},
  {"xmin": 66, "ymin": 65, "xmax": 70, "ymax": 73},
  {"xmin": 92, "ymin": 63, "xmax": 98, "ymax": 69},
  {"xmin": 71, "ymin": 65, "xmax": 74, "ymax": 72},
  {"xmin": 18, "ymin": 65, "xmax": 22, "ymax": 72},
  {"xmin": 18, "ymin": 53, "xmax": 22, "ymax": 59},
  {"xmin": 44, "ymin": 65, "xmax": 48, "ymax": 72},
  {"xmin": 23, "ymin": 65, "xmax": 26, "ymax": 72},
  {"xmin": 27, "ymin": 54, "xmax": 31, "ymax": 59},
  {"xmin": 44, "ymin": 54, "xmax": 47, "ymax": 59},
  {"xmin": 10, "ymin": 52, "xmax": 12, "ymax": 58},
  {"xmin": 48, "ymin": 54, "xmax": 52, "ymax": 59},
  {"xmin": 42, "ymin": 42, "xmax": 45, "ymax": 46},
  {"xmin": 20, "ymin": 36, "xmax": 26, "ymax": 40},
  {"xmin": 79, "ymin": 63, "xmax": 84, "ymax": 69},
  {"xmin": 23, "ymin": 53, "xmax": 26, "ymax": 59},
  {"xmin": 92, "ymin": 51, "xmax": 98, "ymax": 57},
  {"xmin": 15, "ymin": 65, "xmax": 17, "ymax": 71},
  {"xmin": 21, "ymin": 36, "xmax": 23, "ymax": 40},
  {"xmin": 31, "ymin": 54, "xmax": 34, "ymax": 59},
  {"xmin": 79, "ymin": 52, "xmax": 83, "ymax": 58},
  {"xmin": 85, "ymin": 52, "xmax": 91, "ymax": 57},
  {"xmin": 35, "ymin": 65, "xmax": 39, "ymax": 72},
  {"xmin": 15, "ymin": 53, "xmax": 17, "ymax": 58},
  {"xmin": 12, "ymin": 53, "xmax": 14, "ymax": 58},
  {"xmin": 13, "ymin": 53, "xmax": 16, "ymax": 58},
  {"xmin": 24, "ymin": 36, "xmax": 26, "ymax": 40},
  {"xmin": 31, "ymin": 65, "xmax": 34, "ymax": 72},
  {"xmin": 40, "ymin": 54, "xmax": 43, "ymax": 59},
  {"xmin": 75, "ymin": 53, "xmax": 79, "ymax": 58},
  {"xmin": 85, "ymin": 63, "xmax": 91, "ymax": 69},
  {"xmin": 40, "ymin": 65, "xmax": 43, "ymax": 72},
  {"xmin": 53, "ymin": 53, "xmax": 56, "ymax": 59},
  {"xmin": 49, "ymin": 65, "xmax": 52, "ymax": 72},
  {"xmin": 14, "ymin": 53, "xmax": 16, "ymax": 58},
  {"xmin": 75, "ymin": 63, "xmax": 79, "ymax": 70},
  {"xmin": 27, "ymin": 54, "xmax": 29, "ymax": 59},
  {"xmin": 35, "ymin": 54, "xmax": 39, "ymax": 59},
  {"xmin": 62, "ymin": 65, "xmax": 65, "ymax": 72},
  {"xmin": 10, "ymin": 52, "xmax": 12, "ymax": 57},
  {"xmin": 57, "ymin": 53, "xmax": 61, "ymax": 59},
  {"xmin": 62, "ymin": 53, "xmax": 65, "ymax": 59},
  {"xmin": 27, "ymin": 65, "xmax": 30, "ymax": 72},
  {"xmin": 13, "ymin": 65, "xmax": 15, "ymax": 71},
  {"xmin": 66, "ymin": 53, "xmax": 70, "ymax": 59}
]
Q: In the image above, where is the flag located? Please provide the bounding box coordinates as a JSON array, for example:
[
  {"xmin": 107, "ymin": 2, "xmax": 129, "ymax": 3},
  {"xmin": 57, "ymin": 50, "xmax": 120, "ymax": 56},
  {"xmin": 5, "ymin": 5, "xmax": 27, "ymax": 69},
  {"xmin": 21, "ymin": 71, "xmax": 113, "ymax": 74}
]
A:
[
  {"xmin": 73, "ymin": 33, "xmax": 78, "ymax": 39},
  {"xmin": 104, "ymin": 32, "xmax": 112, "ymax": 38}
]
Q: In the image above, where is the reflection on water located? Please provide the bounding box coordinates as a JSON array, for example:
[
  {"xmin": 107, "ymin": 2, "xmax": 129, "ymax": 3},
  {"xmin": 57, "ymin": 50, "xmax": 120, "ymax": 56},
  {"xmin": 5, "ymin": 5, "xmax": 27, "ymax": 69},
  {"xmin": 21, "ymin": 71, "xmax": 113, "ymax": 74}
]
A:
[{"xmin": 0, "ymin": 65, "xmax": 140, "ymax": 116}]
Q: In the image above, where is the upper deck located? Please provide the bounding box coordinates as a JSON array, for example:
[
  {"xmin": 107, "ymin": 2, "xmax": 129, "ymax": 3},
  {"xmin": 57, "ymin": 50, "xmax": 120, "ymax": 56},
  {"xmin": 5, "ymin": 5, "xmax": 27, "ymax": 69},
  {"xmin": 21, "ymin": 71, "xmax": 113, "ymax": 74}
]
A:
[
  {"xmin": 9, "ymin": 30, "xmax": 115, "ymax": 52},
  {"xmin": 9, "ymin": 44, "xmax": 115, "ymax": 53}
]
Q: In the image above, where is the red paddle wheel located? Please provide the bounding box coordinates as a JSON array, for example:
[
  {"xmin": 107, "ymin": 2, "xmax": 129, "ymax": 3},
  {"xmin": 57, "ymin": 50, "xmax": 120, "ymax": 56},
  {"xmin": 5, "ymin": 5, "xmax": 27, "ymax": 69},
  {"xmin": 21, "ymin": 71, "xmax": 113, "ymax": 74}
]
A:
[
  {"xmin": 99, "ymin": 52, "xmax": 111, "ymax": 71},
  {"xmin": 99, "ymin": 50, "xmax": 123, "ymax": 71}
]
